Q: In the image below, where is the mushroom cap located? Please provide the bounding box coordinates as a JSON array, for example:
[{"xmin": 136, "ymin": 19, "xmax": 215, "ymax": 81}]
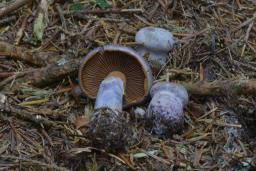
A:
[
  {"xmin": 147, "ymin": 82, "xmax": 187, "ymax": 136},
  {"xmin": 150, "ymin": 82, "xmax": 189, "ymax": 106},
  {"xmin": 135, "ymin": 27, "xmax": 174, "ymax": 52},
  {"xmin": 79, "ymin": 44, "xmax": 153, "ymax": 107}
]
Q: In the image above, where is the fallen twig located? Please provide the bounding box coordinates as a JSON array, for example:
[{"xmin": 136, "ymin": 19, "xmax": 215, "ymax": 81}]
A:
[
  {"xmin": 1, "ymin": 54, "xmax": 255, "ymax": 98},
  {"xmin": 241, "ymin": 20, "xmax": 254, "ymax": 57},
  {"xmin": 0, "ymin": 72, "xmax": 27, "ymax": 90},
  {"xmin": 4, "ymin": 105, "xmax": 56, "ymax": 127},
  {"xmin": 198, "ymin": 119, "xmax": 242, "ymax": 128},
  {"xmin": 181, "ymin": 79, "xmax": 256, "ymax": 96},
  {"xmin": 232, "ymin": 12, "xmax": 256, "ymax": 32},
  {"xmin": 0, "ymin": 155, "xmax": 69, "ymax": 171},
  {"xmin": 69, "ymin": 8, "xmax": 143, "ymax": 15},
  {"xmin": 0, "ymin": 41, "xmax": 61, "ymax": 66},
  {"xmin": 1, "ymin": 59, "xmax": 80, "ymax": 91},
  {"xmin": 71, "ymin": 8, "xmax": 143, "ymax": 21},
  {"xmin": 0, "ymin": 0, "xmax": 32, "ymax": 18}
]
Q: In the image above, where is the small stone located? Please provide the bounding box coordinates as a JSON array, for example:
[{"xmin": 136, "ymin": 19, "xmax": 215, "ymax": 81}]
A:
[
  {"xmin": 0, "ymin": 93, "xmax": 6, "ymax": 104},
  {"xmin": 0, "ymin": 93, "xmax": 6, "ymax": 111},
  {"xmin": 134, "ymin": 107, "xmax": 146, "ymax": 118}
]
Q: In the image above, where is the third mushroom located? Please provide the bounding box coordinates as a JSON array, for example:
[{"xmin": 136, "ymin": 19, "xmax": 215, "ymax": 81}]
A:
[
  {"xmin": 146, "ymin": 82, "xmax": 188, "ymax": 137},
  {"xmin": 79, "ymin": 44, "xmax": 153, "ymax": 150}
]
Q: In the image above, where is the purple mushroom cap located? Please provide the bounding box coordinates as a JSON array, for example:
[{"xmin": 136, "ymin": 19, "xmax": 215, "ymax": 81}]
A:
[
  {"xmin": 135, "ymin": 27, "xmax": 174, "ymax": 52},
  {"xmin": 150, "ymin": 82, "xmax": 189, "ymax": 106},
  {"xmin": 135, "ymin": 27, "xmax": 175, "ymax": 70}
]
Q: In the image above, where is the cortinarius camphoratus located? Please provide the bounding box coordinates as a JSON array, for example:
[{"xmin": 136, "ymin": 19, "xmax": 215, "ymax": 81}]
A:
[{"xmin": 79, "ymin": 44, "xmax": 153, "ymax": 150}]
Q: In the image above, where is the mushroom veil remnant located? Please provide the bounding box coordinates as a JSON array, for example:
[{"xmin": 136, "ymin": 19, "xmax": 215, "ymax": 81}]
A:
[
  {"xmin": 146, "ymin": 82, "xmax": 188, "ymax": 137},
  {"xmin": 79, "ymin": 44, "xmax": 153, "ymax": 150},
  {"xmin": 135, "ymin": 27, "xmax": 175, "ymax": 73}
]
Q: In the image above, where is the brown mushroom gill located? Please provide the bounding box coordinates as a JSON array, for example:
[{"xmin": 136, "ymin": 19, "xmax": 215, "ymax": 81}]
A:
[{"xmin": 79, "ymin": 50, "xmax": 147, "ymax": 105}]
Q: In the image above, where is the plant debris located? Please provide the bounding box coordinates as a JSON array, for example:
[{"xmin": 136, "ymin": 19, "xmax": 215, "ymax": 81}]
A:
[{"xmin": 0, "ymin": 0, "xmax": 256, "ymax": 170}]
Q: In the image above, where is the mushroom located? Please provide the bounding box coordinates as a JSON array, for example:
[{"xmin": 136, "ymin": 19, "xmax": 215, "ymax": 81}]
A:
[
  {"xmin": 135, "ymin": 27, "xmax": 175, "ymax": 72},
  {"xmin": 79, "ymin": 44, "xmax": 153, "ymax": 150},
  {"xmin": 146, "ymin": 82, "xmax": 188, "ymax": 137}
]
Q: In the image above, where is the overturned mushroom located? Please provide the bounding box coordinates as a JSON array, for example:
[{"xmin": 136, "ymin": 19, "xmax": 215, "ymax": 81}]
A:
[
  {"xmin": 146, "ymin": 82, "xmax": 188, "ymax": 137},
  {"xmin": 135, "ymin": 27, "xmax": 175, "ymax": 73},
  {"xmin": 79, "ymin": 44, "xmax": 153, "ymax": 150}
]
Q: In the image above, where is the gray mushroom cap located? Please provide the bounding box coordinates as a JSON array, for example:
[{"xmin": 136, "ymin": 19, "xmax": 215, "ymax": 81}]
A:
[
  {"xmin": 150, "ymin": 82, "xmax": 189, "ymax": 106},
  {"xmin": 135, "ymin": 27, "xmax": 175, "ymax": 68},
  {"xmin": 135, "ymin": 27, "xmax": 174, "ymax": 52}
]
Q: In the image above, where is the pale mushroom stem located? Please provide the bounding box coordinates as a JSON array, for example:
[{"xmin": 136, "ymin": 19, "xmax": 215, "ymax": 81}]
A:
[
  {"xmin": 136, "ymin": 47, "xmax": 168, "ymax": 67},
  {"xmin": 94, "ymin": 71, "xmax": 126, "ymax": 111}
]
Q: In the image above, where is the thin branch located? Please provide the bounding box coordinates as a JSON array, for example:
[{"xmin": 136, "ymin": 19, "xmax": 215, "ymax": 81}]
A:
[
  {"xmin": 0, "ymin": 0, "xmax": 32, "ymax": 18},
  {"xmin": 1, "ymin": 59, "xmax": 80, "ymax": 91},
  {"xmin": 4, "ymin": 105, "xmax": 56, "ymax": 127},
  {"xmin": 0, "ymin": 155, "xmax": 69, "ymax": 171},
  {"xmin": 0, "ymin": 41, "xmax": 61, "ymax": 66},
  {"xmin": 70, "ymin": 8, "xmax": 143, "ymax": 15},
  {"xmin": 181, "ymin": 79, "xmax": 256, "ymax": 96}
]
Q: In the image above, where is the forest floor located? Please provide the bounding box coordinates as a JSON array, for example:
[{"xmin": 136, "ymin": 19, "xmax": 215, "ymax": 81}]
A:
[{"xmin": 0, "ymin": 0, "xmax": 256, "ymax": 170}]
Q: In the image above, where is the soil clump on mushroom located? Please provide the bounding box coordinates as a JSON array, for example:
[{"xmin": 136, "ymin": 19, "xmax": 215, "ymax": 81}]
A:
[{"xmin": 87, "ymin": 108, "xmax": 131, "ymax": 151}]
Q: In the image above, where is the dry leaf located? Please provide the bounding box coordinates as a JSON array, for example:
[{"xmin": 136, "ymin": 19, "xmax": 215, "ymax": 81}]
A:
[{"xmin": 75, "ymin": 115, "xmax": 88, "ymax": 129}]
